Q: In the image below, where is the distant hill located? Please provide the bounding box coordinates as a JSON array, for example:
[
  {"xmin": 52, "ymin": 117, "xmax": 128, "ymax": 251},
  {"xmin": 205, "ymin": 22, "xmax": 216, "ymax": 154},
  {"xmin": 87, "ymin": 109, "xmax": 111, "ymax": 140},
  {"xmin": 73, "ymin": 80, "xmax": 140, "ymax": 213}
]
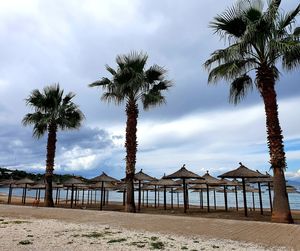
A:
[
  {"xmin": 0, "ymin": 167, "xmax": 86, "ymax": 183},
  {"xmin": 287, "ymin": 179, "xmax": 300, "ymax": 188}
]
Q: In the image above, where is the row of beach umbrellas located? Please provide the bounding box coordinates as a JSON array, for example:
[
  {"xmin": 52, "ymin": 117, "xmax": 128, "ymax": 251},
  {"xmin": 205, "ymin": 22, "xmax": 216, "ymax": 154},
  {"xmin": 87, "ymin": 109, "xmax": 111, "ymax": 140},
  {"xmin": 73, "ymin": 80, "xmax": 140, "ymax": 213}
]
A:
[{"xmin": 0, "ymin": 162, "xmax": 297, "ymax": 217}]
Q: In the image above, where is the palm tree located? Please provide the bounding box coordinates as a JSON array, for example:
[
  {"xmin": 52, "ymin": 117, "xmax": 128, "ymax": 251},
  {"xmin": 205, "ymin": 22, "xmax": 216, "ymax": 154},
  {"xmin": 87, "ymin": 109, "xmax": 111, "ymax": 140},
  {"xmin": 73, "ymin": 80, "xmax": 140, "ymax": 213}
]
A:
[
  {"xmin": 89, "ymin": 51, "xmax": 172, "ymax": 212},
  {"xmin": 204, "ymin": 0, "xmax": 300, "ymax": 223},
  {"xmin": 22, "ymin": 84, "xmax": 84, "ymax": 207}
]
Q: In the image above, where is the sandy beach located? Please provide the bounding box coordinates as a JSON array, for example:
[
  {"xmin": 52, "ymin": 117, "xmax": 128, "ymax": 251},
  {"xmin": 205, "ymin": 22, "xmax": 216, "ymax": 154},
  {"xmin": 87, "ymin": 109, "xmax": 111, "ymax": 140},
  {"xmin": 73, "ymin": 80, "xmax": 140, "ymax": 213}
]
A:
[{"xmin": 0, "ymin": 204, "xmax": 299, "ymax": 251}]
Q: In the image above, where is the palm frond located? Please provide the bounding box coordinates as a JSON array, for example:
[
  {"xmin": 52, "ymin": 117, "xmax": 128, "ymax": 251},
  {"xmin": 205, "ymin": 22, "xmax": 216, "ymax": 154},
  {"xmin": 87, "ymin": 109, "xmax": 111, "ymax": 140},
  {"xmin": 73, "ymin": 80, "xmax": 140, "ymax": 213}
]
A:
[
  {"xmin": 282, "ymin": 44, "xmax": 300, "ymax": 70},
  {"xmin": 229, "ymin": 75, "xmax": 253, "ymax": 104},
  {"xmin": 210, "ymin": 6, "xmax": 247, "ymax": 39},
  {"xmin": 293, "ymin": 27, "xmax": 300, "ymax": 37},
  {"xmin": 278, "ymin": 3, "xmax": 300, "ymax": 30},
  {"xmin": 89, "ymin": 77, "xmax": 112, "ymax": 88},
  {"xmin": 208, "ymin": 59, "xmax": 256, "ymax": 83}
]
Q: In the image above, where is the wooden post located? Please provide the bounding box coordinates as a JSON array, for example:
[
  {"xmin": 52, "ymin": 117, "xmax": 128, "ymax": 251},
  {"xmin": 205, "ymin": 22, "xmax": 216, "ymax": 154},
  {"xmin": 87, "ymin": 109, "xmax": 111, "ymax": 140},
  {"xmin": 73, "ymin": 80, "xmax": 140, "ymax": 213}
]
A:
[
  {"xmin": 206, "ymin": 184, "xmax": 210, "ymax": 212},
  {"xmin": 258, "ymin": 182, "xmax": 263, "ymax": 215},
  {"xmin": 70, "ymin": 184, "xmax": 74, "ymax": 208},
  {"xmin": 242, "ymin": 178, "xmax": 247, "ymax": 216},
  {"xmin": 100, "ymin": 182, "xmax": 104, "ymax": 210},
  {"xmin": 171, "ymin": 188, "xmax": 173, "ymax": 209},
  {"xmin": 213, "ymin": 189, "xmax": 216, "ymax": 210},
  {"xmin": 164, "ymin": 185, "xmax": 167, "ymax": 210},
  {"xmin": 138, "ymin": 180, "xmax": 141, "ymax": 211},
  {"xmin": 82, "ymin": 189, "xmax": 85, "ymax": 205},
  {"xmin": 55, "ymin": 187, "xmax": 59, "ymax": 205},
  {"xmin": 200, "ymin": 189, "xmax": 203, "ymax": 209},
  {"xmin": 252, "ymin": 192, "xmax": 255, "ymax": 211},
  {"xmin": 183, "ymin": 178, "xmax": 187, "ymax": 213},
  {"xmin": 235, "ymin": 186, "xmax": 238, "ymax": 211},
  {"xmin": 224, "ymin": 185, "xmax": 228, "ymax": 211},
  {"xmin": 146, "ymin": 190, "xmax": 149, "ymax": 207},
  {"xmin": 23, "ymin": 184, "xmax": 28, "ymax": 204},
  {"xmin": 66, "ymin": 188, "xmax": 69, "ymax": 204},
  {"xmin": 268, "ymin": 182, "xmax": 273, "ymax": 212},
  {"xmin": 154, "ymin": 185, "xmax": 157, "ymax": 208}
]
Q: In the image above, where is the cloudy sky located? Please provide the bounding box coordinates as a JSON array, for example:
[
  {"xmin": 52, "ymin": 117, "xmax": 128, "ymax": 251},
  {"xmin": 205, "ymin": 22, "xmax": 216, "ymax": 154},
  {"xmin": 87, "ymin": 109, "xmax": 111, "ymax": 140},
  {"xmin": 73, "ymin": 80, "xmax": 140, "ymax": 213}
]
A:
[{"xmin": 0, "ymin": 0, "xmax": 299, "ymax": 181}]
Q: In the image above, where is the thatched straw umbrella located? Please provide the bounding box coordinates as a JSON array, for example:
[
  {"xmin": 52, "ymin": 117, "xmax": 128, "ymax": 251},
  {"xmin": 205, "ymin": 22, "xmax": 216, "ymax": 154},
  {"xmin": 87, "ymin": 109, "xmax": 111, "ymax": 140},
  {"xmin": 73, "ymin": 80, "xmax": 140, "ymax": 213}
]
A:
[
  {"xmin": 164, "ymin": 164, "xmax": 204, "ymax": 213},
  {"xmin": 151, "ymin": 178, "xmax": 180, "ymax": 210},
  {"xmin": 134, "ymin": 169, "xmax": 156, "ymax": 211},
  {"xmin": 221, "ymin": 178, "xmax": 240, "ymax": 211},
  {"xmin": 219, "ymin": 162, "xmax": 267, "ymax": 216},
  {"xmin": 0, "ymin": 178, "xmax": 16, "ymax": 204},
  {"xmin": 202, "ymin": 171, "xmax": 226, "ymax": 212},
  {"xmin": 62, "ymin": 177, "xmax": 86, "ymax": 208},
  {"xmin": 190, "ymin": 184, "xmax": 206, "ymax": 209},
  {"xmin": 14, "ymin": 178, "xmax": 35, "ymax": 204},
  {"xmin": 246, "ymin": 171, "xmax": 273, "ymax": 215},
  {"xmin": 90, "ymin": 172, "xmax": 119, "ymax": 210}
]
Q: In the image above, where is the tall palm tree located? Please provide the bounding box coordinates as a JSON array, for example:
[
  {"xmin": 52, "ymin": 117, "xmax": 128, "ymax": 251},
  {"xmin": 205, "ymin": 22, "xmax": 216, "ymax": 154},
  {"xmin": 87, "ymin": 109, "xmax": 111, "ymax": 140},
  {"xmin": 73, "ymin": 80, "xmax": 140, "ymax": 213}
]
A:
[
  {"xmin": 22, "ymin": 84, "xmax": 84, "ymax": 207},
  {"xmin": 204, "ymin": 0, "xmax": 300, "ymax": 223},
  {"xmin": 89, "ymin": 51, "xmax": 172, "ymax": 212}
]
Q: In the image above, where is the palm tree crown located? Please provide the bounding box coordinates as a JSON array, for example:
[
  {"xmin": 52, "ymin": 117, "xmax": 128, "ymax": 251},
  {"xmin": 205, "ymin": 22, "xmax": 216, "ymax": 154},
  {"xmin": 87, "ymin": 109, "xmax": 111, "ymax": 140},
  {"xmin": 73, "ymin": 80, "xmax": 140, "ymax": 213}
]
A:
[
  {"xmin": 23, "ymin": 84, "xmax": 84, "ymax": 137},
  {"xmin": 89, "ymin": 51, "xmax": 172, "ymax": 109},
  {"xmin": 204, "ymin": 0, "xmax": 300, "ymax": 104}
]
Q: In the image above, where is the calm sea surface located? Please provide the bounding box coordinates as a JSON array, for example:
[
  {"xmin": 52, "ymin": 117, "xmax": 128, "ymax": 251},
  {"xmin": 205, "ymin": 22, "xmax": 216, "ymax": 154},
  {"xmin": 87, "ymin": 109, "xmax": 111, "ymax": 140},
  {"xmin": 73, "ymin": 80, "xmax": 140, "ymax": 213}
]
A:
[{"xmin": 1, "ymin": 186, "xmax": 299, "ymax": 210}]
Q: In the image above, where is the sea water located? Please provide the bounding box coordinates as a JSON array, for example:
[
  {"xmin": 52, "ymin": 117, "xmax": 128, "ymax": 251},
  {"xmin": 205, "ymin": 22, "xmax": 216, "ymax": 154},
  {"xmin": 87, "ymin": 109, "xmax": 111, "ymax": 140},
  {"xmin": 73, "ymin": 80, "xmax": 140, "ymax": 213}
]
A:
[{"xmin": 1, "ymin": 186, "xmax": 299, "ymax": 210}]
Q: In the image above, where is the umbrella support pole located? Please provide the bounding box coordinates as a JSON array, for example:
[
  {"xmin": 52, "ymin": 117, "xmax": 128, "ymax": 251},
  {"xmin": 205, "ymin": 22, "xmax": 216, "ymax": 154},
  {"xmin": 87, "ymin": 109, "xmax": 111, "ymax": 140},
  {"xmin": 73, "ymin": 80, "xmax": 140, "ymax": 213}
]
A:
[
  {"xmin": 242, "ymin": 178, "xmax": 247, "ymax": 217},
  {"xmin": 224, "ymin": 186, "xmax": 228, "ymax": 211},
  {"xmin": 258, "ymin": 182, "xmax": 263, "ymax": 215},
  {"xmin": 235, "ymin": 186, "xmax": 238, "ymax": 211},
  {"xmin": 268, "ymin": 182, "xmax": 273, "ymax": 212},
  {"xmin": 214, "ymin": 189, "xmax": 216, "ymax": 210},
  {"xmin": 206, "ymin": 184, "xmax": 210, "ymax": 212}
]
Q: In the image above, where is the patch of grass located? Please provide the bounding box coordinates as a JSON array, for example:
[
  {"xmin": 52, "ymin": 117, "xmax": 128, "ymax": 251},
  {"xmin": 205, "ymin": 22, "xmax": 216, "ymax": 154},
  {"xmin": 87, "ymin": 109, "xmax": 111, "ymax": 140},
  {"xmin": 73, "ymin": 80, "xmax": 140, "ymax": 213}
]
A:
[
  {"xmin": 212, "ymin": 245, "xmax": 219, "ymax": 249},
  {"xmin": 130, "ymin": 241, "xmax": 148, "ymax": 248},
  {"xmin": 104, "ymin": 231, "xmax": 113, "ymax": 235},
  {"xmin": 82, "ymin": 232, "xmax": 104, "ymax": 238},
  {"xmin": 150, "ymin": 241, "xmax": 165, "ymax": 250},
  {"xmin": 2, "ymin": 220, "xmax": 30, "ymax": 225},
  {"xmin": 181, "ymin": 246, "xmax": 188, "ymax": 250},
  {"xmin": 67, "ymin": 241, "xmax": 73, "ymax": 244},
  {"xmin": 168, "ymin": 237, "xmax": 175, "ymax": 241},
  {"xmin": 191, "ymin": 249, "xmax": 198, "ymax": 251},
  {"xmin": 107, "ymin": 238, "xmax": 127, "ymax": 244},
  {"xmin": 193, "ymin": 240, "xmax": 199, "ymax": 243},
  {"xmin": 18, "ymin": 240, "xmax": 32, "ymax": 245},
  {"xmin": 0, "ymin": 219, "xmax": 4, "ymax": 221},
  {"xmin": 71, "ymin": 234, "xmax": 80, "ymax": 237},
  {"xmin": 12, "ymin": 220, "xmax": 29, "ymax": 224},
  {"xmin": 27, "ymin": 235, "xmax": 34, "ymax": 238},
  {"xmin": 150, "ymin": 236, "xmax": 159, "ymax": 241}
]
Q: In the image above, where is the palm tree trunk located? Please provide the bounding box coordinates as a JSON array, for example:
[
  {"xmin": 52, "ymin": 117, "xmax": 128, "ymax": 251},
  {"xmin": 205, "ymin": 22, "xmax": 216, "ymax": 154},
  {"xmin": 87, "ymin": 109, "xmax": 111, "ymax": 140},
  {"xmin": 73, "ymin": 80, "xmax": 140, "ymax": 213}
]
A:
[
  {"xmin": 257, "ymin": 66, "xmax": 293, "ymax": 223},
  {"xmin": 125, "ymin": 99, "xmax": 138, "ymax": 212},
  {"xmin": 44, "ymin": 123, "xmax": 57, "ymax": 207}
]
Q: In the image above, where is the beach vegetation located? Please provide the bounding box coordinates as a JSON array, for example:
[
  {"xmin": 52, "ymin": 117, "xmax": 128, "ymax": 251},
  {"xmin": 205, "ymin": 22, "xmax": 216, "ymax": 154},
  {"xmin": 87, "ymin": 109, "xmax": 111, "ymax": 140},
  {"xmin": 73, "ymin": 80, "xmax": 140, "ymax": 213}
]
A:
[
  {"xmin": 89, "ymin": 51, "xmax": 172, "ymax": 212},
  {"xmin": 22, "ymin": 84, "xmax": 84, "ymax": 207},
  {"xmin": 107, "ymin": 238, "xmax": 127, "ymax": 243},
  {"xmin": 204, "ymin": 0, "xmax": 300, "ymax": 224},
  {"xmin": 82, "ymin": 231, "xmax": 104, "ymax": 238},
  {"xmin": 150, "ymin": 240, "xmax": 165, "ymax": 249},
  {"xmin": 18, "ymin": 240, "xmax": 32, "ymax": 245}
]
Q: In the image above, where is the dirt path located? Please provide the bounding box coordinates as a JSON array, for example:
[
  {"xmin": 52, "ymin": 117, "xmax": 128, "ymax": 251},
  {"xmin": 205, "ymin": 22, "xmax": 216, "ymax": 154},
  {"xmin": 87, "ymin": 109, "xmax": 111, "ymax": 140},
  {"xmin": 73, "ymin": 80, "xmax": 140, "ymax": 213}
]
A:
[{"xmin": 0, "ymin": 204, "xmax": 299, "ymax": 250}]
